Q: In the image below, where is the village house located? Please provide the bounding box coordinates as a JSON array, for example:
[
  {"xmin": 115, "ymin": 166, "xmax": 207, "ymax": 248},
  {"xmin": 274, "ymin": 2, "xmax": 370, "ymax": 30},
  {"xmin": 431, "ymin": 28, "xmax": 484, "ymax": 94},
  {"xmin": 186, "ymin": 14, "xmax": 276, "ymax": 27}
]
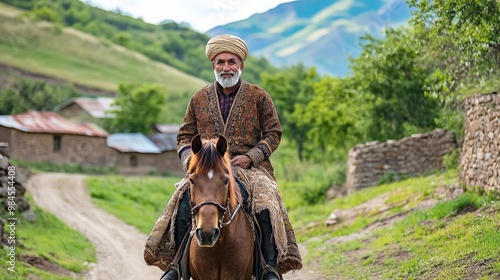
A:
[
  {"xmin": 0, "ymin": 111, "xmax": 109, "ymax": 166},
  {"xmin": 107, "ymin": 133, "xmax": 183, "ymax": 176},
  {"xmin": 55, "ymin": 97, "xmax": 115, "ymax": 124},
  {"xmin": 151, "ymin": 123, "xmax": 180, "ymax": 135}
]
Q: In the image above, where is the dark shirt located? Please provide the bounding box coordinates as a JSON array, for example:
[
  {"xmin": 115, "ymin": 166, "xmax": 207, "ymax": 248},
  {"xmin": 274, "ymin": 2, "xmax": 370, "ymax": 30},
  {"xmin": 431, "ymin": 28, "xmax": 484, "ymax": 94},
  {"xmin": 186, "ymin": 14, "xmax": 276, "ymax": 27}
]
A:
[
  {"xmin": 216, "ymin": 80, "xmax": 271, "ymax": 160},
  {"xmin": 216, "ymin": 80, "xmax": 241, "ymax": 123}
]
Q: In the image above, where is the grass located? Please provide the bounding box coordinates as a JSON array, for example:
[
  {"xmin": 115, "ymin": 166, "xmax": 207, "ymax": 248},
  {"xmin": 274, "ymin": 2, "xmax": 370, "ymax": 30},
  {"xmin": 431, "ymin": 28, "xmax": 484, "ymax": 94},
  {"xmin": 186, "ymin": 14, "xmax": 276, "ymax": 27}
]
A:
[
  {"xmin": 0, "ymin": 4, "xmax": 208, "ymax": 123},
  {"xmin": 304, "ymin": 183, "xmax": 500, "ymax": 279},
  {"xmin": 11, "ymin": 159, "xmax": 119, "ymax": 175},
  {"xmin": 0, "ymin": 194, "xmax": 95, "ymax": 279},
  {"xmin": 288, "ymin": 170, "xmax": 460, "ymax": 240},
  {"xmin": 86, "ymin": 175, "xmax": 182, "ymax": 233}
]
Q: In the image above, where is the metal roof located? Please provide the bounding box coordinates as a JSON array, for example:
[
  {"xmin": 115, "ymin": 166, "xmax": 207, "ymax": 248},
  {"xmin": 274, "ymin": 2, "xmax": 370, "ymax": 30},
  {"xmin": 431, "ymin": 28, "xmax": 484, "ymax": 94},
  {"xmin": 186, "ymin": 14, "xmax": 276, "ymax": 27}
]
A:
[
  {"xmin": 107, "ymin": 133, "xmax": 162, "ymax": 153},
  {"xmin": 148, "ymin": 133, "xmax": 177, "ymax": 152},
  {"xmin": 56, "ymin": 97, "xmax": 116, "ymax": 118},
  {"xmin": 0, "ymin": 111, "xmax": 108, "ymax": 137},
  {"xmin": 153, "ymin": 124, "xmax": 180, "ymax": 134}
]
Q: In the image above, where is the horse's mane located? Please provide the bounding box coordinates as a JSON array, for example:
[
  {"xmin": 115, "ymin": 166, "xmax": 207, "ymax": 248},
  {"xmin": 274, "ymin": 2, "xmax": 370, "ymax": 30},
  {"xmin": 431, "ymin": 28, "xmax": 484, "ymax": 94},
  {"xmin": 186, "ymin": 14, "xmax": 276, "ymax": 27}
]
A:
[{"xmin": 188, "ymin": 139, "xmax": 241, "ymax": 209}]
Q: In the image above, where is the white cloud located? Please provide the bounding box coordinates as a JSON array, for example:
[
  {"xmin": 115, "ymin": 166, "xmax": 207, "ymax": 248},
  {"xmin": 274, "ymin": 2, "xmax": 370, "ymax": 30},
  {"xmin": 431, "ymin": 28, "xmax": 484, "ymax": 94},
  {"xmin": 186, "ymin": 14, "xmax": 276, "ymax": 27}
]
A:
[{"xmin": 85, "ymin": 0, "xmax": 295, "ymax": 32}]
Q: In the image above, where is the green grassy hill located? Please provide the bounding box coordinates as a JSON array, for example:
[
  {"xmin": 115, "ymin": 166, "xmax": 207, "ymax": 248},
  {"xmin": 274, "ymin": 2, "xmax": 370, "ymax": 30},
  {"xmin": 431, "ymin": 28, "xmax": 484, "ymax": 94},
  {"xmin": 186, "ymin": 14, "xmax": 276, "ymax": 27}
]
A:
[{"xmin": 0, "ymin": 3, "xmax": 208, "ymax": 122}]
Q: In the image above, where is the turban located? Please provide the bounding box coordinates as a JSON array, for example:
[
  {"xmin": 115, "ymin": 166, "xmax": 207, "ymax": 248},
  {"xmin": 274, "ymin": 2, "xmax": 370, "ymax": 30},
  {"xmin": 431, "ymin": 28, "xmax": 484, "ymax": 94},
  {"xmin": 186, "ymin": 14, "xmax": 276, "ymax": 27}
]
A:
[{"xmin": 205, "ymin": 34, "xmax": 249, "ymax": 62}]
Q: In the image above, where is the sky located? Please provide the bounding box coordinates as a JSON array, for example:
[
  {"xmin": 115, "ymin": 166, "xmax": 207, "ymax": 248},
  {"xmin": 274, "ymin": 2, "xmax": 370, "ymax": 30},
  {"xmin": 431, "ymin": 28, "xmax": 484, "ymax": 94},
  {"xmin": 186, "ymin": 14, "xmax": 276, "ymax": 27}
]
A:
[{"xmin": 86, "ymin": 0, "xmax": 295, "ymax": 32}]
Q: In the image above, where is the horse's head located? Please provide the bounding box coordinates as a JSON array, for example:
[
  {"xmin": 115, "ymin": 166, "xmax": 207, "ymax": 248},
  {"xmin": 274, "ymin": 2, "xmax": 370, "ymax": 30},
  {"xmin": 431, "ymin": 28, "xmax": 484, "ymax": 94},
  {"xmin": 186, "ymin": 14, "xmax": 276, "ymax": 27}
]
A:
[{"xmin": 187, "ymin": 134, "xmax": 238, "ymax": 247}]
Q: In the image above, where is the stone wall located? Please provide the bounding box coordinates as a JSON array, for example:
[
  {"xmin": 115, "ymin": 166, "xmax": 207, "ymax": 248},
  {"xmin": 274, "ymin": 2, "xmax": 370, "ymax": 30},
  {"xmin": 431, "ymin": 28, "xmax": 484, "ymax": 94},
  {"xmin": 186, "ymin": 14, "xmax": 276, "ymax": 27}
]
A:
[
  {"xmin": 2, "ymin": 127, "xmax": 108, "ymax": 166},
  {"xmin": 460, "ymin": 92, "xmax": 500, "ymax": 194},
  {"xmin": 106, "ymin": 150, "xmax": 183, "ymax": 176},
  {"xmin": 346, "ymin": 129, "xmax": 457, "ymax": 193},
  {"xmin": 0, "ymin": 142, "xmax": 33, "ymax": 247}
]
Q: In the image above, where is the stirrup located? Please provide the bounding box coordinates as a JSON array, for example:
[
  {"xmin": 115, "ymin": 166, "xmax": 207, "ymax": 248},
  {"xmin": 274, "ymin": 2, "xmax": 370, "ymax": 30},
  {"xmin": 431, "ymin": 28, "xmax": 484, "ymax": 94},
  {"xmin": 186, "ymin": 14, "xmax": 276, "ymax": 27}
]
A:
[
  {"xmin": 263, "ymin": 265, "xmax": 281, "ymax": 280},
  {"xmin": 161, "ymin": 263, "xmax": 180, "ymax": 280}
]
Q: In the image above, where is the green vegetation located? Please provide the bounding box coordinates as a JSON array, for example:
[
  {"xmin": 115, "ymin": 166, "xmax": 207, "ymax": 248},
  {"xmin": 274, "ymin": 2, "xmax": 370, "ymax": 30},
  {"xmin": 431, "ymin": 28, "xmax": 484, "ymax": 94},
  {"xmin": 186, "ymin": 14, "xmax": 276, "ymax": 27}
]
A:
[
  {"xmin": 104, "ymin": 83, "xmax": 166, "ymax": 134},
  {"xmin": 0, "ymin": 4, "xmax": 206, "ymax": 123},
  {"xmin": 11, "ymin": 159, "xmax": 118, "ymax": 175},
  {"xmin": 262, "ymin": 65, "xmax": 319, "ymax": 161},
  {"xmin": 310, "ymin": 192, "xmax": 500, "ymax": 279},
  {"xmin": 260, "ymin": 1, "xmax": 500, "ymax": 164},
  {"xmin": 86, "ymin": 175, "xmax": 182, "ymax": 233},
  {"xmin": 289, "ymin": 170, "xmax": 460, "ymax": 241},
  {"xmin": 0, "ymin": 7, "xmax": 206, "ymax": 94},
  {"xmin": 0, "ymin": 195, "xmax": 95, "ymax": 279},
  {"xmin": 0, "ymin": 0, "xmax": 277, "ymax": 84},
  {"xmin": 0, "ymin": 79, "xmax": 81, "ymax": 115}
]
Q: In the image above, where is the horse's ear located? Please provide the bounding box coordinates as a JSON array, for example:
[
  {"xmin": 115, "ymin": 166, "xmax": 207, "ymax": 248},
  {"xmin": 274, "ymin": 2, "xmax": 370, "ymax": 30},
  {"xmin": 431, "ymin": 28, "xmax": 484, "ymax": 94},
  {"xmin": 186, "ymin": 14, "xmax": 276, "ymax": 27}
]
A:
[
  {"xmin": 216, "ymin": 135, "xmax": 227, "ymax": 156},
  {"xmin": 192, "ymin": 134, "xmax": 202, "ymax": 154}
]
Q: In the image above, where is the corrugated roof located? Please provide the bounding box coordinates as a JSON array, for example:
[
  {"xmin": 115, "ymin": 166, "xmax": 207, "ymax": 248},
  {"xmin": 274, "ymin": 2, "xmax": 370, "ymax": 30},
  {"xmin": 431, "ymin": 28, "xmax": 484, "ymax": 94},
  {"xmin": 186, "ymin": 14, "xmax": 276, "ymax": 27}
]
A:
[
  {"xmin": 153, "ymin": 124, "xmax": 180, "ymax": 134},
  {"xmin": 107, "ymin": 133, "xmax": 161, "ymax": 153},
  {"xmin": 56, "ymin": 97, "xmax": 116, "ymax": 118},
  {"xmin": 0, "ymin": 111, "xmax": 108, "ymax": 137},
  {"xmin": 148, "ymin": 133, "xmax": 177, "ymax": 152}
]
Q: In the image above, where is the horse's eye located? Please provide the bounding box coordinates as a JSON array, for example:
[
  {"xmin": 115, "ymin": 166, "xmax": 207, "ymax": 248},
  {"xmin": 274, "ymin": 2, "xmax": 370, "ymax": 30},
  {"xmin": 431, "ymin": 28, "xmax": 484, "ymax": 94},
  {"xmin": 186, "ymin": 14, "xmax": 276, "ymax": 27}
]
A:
[
  {"xmin": 189, "ymin": 178, "xmax": 194, "ymax": 184},
  {"xmin": 224, "ymin": 179, "xmax": 230, "ymax": 185}
]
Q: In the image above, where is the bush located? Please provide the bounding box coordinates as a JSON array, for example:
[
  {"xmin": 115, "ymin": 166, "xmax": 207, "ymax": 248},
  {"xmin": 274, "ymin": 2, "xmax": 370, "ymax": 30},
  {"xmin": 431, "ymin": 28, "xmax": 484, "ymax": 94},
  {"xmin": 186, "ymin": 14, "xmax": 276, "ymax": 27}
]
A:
[{"xmin": 443, "ymin": 148, "xmax": 461, "ymax": 171}]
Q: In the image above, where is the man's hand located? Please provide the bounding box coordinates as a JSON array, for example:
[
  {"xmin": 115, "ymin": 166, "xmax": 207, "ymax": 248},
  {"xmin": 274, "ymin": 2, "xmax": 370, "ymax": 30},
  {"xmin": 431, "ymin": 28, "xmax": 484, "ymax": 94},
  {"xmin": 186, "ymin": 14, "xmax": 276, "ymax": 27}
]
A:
[{"xmin": 231, "ymin": 155, "xmax": 252, "ymax": 169}]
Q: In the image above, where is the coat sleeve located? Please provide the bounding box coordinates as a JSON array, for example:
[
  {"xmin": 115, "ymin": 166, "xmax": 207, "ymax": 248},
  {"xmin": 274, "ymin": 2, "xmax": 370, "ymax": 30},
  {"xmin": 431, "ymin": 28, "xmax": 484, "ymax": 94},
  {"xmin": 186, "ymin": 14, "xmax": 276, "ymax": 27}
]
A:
[
  {"xmin": 246, "ymin": 90, "xmax": 282, "ymax": 166},
  {"xmin": 177, "ymin": 96, "xmax": 198, "ymax": 171}
]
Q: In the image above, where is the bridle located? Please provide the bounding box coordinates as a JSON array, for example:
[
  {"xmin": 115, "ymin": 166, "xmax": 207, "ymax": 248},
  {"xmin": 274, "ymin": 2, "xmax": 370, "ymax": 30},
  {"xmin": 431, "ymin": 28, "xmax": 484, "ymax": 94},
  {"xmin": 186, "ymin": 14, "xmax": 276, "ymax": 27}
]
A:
[{"xmin": 189, "ymin": 183, "xmax": 241, "ymax": 229}]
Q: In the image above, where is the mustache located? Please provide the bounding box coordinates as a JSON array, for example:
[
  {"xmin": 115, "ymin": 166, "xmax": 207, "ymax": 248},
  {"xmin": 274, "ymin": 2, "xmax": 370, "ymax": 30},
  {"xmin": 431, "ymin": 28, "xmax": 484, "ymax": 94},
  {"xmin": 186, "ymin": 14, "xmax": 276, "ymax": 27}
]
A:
[{"xmin": 218, "ymin": 70, "xmax": 235, "ymax": 75}]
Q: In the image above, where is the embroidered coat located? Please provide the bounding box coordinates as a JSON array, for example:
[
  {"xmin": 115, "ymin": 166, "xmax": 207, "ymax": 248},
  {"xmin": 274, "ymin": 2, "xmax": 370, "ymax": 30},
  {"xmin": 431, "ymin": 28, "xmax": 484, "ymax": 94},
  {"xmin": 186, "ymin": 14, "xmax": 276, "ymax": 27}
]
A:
[{"xmin": 177, "ymin": 80, "xmax": 282, "ymax": 178}]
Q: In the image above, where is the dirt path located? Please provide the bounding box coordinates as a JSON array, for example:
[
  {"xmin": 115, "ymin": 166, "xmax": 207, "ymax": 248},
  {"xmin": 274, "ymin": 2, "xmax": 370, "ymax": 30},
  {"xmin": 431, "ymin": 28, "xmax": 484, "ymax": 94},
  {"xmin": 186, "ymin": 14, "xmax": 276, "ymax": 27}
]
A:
[
  {"xmin": 25, "ymin": 173, "xmax": 160, "ymax": 280},
  {"xmin": 26, "ymin": 172, "xmax": 326, "ymax": 280}
]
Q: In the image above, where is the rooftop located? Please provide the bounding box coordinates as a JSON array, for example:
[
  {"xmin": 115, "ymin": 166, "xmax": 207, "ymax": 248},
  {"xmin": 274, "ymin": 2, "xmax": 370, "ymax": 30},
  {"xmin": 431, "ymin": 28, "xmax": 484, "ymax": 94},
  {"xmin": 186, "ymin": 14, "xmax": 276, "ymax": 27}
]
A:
[
  {"xmin": 107, "ymin": 133, "xmax": 162, "ymax": 153},
  {"xmin": 56, "ymin": 97, "xmax": 116, "ymax": 118},
  {"xmin": 0, "ymin": 111, "xmax": 108, "ymax": 137}
]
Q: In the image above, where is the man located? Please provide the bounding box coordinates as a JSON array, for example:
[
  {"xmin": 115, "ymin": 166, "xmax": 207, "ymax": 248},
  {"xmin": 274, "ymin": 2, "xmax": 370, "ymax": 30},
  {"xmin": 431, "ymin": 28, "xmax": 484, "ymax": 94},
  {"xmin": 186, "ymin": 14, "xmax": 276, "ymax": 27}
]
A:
[{"xmin": 144, "ymin": 34, "xmax": 302, "ymax": 280}]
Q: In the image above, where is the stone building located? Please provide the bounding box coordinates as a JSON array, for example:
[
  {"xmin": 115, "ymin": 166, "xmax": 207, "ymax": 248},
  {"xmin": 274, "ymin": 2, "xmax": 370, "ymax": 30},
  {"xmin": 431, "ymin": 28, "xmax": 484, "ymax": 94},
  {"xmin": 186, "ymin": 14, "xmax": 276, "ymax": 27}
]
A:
[
  {"xmin": 460, "ymin": 92, "xmax": 500, "ymax": 194},
  {"xmin": 107, "ymin": 133, "xmax": 183, "ymax": 176},
  {"xmin": 56, "ymin": 97, "xmax": 115, "ymax": 123},
  {"xmin": 0, "ymin": 111, "xmax": 109, "ymax": 166}
]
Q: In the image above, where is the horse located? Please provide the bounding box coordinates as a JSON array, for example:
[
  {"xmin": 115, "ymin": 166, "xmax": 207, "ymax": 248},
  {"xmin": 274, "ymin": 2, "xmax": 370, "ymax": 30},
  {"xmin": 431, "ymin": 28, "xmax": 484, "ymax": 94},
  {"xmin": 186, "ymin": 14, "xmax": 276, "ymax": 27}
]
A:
[{"xmin": 186, "ymin": 134, "xmax": 254, "ymax": 280}]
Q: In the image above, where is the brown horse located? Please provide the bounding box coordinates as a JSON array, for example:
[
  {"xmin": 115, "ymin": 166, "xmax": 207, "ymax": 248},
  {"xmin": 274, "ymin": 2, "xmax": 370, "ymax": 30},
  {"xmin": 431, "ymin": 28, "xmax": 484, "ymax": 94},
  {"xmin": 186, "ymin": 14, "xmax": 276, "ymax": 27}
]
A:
[{"xmin": 186, "ymin": 134, "xmax": 254, "ymax": 279}]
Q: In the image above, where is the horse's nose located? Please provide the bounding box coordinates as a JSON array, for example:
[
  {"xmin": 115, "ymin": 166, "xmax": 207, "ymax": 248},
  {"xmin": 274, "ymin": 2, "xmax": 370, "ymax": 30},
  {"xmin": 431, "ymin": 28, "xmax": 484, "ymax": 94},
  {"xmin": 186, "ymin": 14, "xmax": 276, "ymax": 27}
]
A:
[{"xmin": 195, "ymin": 227, "xmax": 220, "ymax": 247}]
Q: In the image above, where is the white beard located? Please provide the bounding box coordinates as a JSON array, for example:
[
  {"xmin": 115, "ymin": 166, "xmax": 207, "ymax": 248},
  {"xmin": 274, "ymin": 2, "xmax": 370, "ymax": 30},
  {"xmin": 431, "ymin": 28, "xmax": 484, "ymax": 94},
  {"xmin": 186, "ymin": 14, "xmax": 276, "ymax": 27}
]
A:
[{"xmin": 214, "ymin": 68, "xmax": 242, "ymax": 88}]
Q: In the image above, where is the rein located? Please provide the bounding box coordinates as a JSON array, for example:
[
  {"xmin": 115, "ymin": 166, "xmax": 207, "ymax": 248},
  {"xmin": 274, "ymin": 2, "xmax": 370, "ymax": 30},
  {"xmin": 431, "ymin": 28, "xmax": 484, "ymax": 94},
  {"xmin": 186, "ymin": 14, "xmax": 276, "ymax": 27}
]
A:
[{"xmin": 189, "ymin": 187, "xmax": 242, "ymax": 229}]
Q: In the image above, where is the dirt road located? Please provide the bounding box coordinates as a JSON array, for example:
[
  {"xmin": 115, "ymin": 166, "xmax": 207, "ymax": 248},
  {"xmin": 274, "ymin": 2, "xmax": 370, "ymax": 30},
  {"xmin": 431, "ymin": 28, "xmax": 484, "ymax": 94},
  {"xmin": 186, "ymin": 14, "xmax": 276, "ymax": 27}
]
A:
[
  {"xmin": 26, "ymin": 173, "xmax": 161, "ymax": 280},
  {"xmin": 26, "ymin": 173, "xmax": 326, "ymax": 280}
]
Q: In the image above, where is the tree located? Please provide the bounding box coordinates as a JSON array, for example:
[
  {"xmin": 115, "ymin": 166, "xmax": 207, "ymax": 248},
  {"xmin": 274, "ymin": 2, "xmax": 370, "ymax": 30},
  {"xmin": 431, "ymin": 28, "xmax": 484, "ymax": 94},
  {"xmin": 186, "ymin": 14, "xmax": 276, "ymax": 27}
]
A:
[
  {"xmin": 261, "ymin": 64, "xmax": 319, "ymax": 161},
  {"xmin": 408, "ymin": 0, "xmax": 500, "ymax": 99},
  {"xmin": 298, "ymin": 76, "xmax": 370, "ymax": 161},
  {"xmin": 0, "ymin": 80, "xmax": 80, "ymax": 115},
  {"xmin": 106, "ymin": 83, "xmax": 165, "ymax": 134},
  {"xmin": 349, "ymin": 28, "xmax": 440, "ymax": 142}
]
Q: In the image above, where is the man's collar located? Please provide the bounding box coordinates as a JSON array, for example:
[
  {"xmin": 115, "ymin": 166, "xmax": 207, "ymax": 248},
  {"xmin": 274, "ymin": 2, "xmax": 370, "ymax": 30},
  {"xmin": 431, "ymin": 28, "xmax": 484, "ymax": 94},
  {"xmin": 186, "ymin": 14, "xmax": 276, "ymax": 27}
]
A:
[{"xmin": 216, "ymin": 79, "xmax": 241, "ymax": 96}]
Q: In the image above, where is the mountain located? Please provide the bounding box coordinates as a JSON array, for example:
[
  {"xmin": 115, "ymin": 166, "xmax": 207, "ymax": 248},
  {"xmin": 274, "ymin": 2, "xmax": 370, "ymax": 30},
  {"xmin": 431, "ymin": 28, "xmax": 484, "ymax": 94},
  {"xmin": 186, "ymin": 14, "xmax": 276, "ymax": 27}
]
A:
[{"xmin": 208, "ymin": 0, "xmax": 411, "ymax": 77}]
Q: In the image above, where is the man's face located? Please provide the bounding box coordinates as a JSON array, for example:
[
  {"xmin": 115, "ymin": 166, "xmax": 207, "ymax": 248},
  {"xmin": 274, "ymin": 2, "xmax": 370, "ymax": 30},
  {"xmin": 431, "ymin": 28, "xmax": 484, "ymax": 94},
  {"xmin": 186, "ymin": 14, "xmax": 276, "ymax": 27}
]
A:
[{"xmin": 212, "ymin": 52, "xmax": 244, "ymax": 88}]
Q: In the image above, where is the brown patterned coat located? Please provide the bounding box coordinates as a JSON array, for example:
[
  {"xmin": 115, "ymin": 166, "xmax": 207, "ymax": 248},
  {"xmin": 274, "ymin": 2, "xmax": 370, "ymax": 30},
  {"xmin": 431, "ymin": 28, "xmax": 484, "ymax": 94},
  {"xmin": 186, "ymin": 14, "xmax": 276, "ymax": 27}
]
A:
[{"xmin": 177, "ymin": 80, "xmax": 281, "ymax": 179}]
